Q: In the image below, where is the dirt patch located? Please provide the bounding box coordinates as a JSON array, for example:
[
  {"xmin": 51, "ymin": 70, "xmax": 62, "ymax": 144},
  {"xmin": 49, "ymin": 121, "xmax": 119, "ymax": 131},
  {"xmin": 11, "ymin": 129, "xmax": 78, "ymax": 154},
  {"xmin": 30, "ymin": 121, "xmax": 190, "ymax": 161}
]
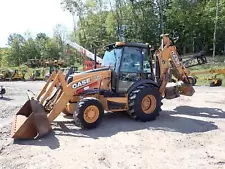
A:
[{"xmin": 0, "ymin": 82, "xmax": 225, "ymax": 169}]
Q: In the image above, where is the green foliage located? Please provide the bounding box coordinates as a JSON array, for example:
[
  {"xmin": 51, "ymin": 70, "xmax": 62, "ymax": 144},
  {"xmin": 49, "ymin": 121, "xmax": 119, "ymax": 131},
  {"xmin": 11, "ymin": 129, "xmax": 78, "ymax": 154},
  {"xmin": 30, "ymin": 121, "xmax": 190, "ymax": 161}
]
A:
[
  {"xmin": 0, "ymin": 24, "xmax": 79, "ymax": 67},
  {"xmin": 0, "ymin": 48, "xmax": 9, "ymax": 67},
  {"xmin": 62, "ymin": 0, "xmax": 225, "ymax": 56},
  {"xmin": 2, "ymin": 0, "xmax": 225, "ymax": 74}
]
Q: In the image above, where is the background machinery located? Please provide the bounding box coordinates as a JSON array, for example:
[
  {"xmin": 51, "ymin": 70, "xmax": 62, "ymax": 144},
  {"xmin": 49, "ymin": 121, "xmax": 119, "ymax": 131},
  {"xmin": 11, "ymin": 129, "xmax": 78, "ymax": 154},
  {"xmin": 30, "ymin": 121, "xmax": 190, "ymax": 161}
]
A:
[
  {"xmin": 11, "ymin": 34, "xmax": 195, "ymax": 140},
  {"xmin": 189, "ymin": 68, "xmax": 225, "ymax": 87},
  {"xmin": 0, "ymin": 68, "xmax": 26, "ymax": 81},
  {"xmin": 182, "ymin": 50, "xmax": 207, "ymax": 68},
  {"xmin": 44, "ymin": 65, "xmax": 79, "ymax": 81},
  {"xmin": 25, "ymin": 59, "xmax": 68, "ymax": 68},
  {"xmin": 0, "ymin": 86, "xmax": 5, "ymax": 98}
]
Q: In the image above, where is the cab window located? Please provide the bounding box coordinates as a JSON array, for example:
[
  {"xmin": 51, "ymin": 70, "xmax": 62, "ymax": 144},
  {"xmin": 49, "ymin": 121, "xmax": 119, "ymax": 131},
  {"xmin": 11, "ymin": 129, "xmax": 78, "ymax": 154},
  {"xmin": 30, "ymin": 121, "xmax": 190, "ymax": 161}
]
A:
[{"xmin": 120, "ymin": 47, "xmax": 142, "ymax": 73}]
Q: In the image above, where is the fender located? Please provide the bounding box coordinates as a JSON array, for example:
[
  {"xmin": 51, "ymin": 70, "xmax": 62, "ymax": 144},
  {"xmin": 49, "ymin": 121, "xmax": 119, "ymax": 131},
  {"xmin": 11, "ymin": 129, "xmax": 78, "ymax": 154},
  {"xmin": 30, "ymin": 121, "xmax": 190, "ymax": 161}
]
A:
[{"xmin": 127, "ymin": 79, "xmax": 159, "ymax": 95}]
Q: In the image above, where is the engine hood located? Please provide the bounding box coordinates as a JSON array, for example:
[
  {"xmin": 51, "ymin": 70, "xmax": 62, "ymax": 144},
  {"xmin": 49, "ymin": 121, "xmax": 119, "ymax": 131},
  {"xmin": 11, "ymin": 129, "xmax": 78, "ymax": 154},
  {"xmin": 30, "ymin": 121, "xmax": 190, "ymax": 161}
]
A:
[
  {"xmin": 68, "ymin": 67, "xmax": 110, "ymax": 78},
  {"xmin": 66, "ymin": 67, "xmax": 111, "ymax": 84}
]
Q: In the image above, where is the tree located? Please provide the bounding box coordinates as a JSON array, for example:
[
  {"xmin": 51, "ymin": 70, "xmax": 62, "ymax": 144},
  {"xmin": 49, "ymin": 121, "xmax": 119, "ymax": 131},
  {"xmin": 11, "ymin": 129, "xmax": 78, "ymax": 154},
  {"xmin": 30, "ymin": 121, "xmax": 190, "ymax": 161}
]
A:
[{"xmin": 53, "ymin": 24, "xmax": 67, "ymax": 58}]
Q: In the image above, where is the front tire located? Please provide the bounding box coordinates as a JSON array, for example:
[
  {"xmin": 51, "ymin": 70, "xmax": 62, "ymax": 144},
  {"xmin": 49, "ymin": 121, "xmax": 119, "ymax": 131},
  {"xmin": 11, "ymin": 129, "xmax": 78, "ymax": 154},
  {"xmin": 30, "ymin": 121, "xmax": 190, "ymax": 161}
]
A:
[
  {"xmin": 128, "ymin": 84, "xmax": 162, "ymax": 122},
  {"xmin": 74, "ymin": 98, "xmax": 104, "ymax": 129}
]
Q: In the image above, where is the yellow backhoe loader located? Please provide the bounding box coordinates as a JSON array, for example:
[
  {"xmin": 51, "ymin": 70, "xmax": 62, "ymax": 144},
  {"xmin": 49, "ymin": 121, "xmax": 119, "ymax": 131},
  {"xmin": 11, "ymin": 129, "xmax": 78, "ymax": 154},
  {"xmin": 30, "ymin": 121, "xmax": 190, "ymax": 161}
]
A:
[
  {"xmin": 0, "ymin": 68, "xmax": 26, "ymax": 81},
  {"xmin": 11, "ymin": 34, "xmax": 195, "ymax": 140},
  {"xmin": 189, "ymin": 68, "xmax": 225, "ymax": 87}
]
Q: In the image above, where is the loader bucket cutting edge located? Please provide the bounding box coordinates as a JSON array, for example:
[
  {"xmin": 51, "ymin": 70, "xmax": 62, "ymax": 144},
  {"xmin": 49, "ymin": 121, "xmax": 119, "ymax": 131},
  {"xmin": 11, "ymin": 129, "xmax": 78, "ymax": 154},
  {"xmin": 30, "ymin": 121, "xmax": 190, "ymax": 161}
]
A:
[{"xmin": 11, "ymin": 100, "xmax": 52, "ymax": 140}]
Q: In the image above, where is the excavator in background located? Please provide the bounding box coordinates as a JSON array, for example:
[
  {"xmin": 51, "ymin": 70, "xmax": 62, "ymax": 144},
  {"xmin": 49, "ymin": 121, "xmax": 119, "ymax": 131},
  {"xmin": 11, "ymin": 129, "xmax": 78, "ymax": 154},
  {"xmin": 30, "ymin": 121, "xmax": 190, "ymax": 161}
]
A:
[
  {"xmin": 10, "ymin": 34, "xmax": 195, "ymax": 140},
  {"xmin": 66, "ymin": 40, "xmax": 102, "ymax": 71}
]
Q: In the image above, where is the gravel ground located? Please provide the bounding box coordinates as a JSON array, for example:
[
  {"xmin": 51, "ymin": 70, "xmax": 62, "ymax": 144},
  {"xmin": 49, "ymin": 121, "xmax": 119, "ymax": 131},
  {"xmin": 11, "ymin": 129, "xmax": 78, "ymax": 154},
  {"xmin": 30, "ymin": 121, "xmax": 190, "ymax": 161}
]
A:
[{"xmin": 0, "ymin": 81, "xmax": 225, "ymax": 169}]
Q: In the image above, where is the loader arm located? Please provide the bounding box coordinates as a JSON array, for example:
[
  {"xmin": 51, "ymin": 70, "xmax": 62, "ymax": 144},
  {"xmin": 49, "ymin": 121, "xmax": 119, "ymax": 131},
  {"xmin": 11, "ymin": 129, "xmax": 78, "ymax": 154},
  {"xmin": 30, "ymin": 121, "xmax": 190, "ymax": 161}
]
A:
[
  {"xmin": 37, "ymin": 70, "xmax": 57, "ymax": 101},
  {"xmin": 36, "ymin": 70, "xmax": 105, "ymax": 122},
  {"xmin": 11, "ymin": 68, "xmax": 112, "ymax": 139},
  {"xmin": 156, "ymin": 34, "xmax": 195, "ymax": 97}
]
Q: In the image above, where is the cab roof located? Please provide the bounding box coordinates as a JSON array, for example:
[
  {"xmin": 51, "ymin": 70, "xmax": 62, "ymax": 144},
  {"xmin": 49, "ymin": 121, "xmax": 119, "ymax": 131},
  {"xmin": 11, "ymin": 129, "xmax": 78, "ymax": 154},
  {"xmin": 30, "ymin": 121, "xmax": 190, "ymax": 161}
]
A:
[{"xmin": 105, "ymin": 42, "xmax": 150, "ymax": 51}]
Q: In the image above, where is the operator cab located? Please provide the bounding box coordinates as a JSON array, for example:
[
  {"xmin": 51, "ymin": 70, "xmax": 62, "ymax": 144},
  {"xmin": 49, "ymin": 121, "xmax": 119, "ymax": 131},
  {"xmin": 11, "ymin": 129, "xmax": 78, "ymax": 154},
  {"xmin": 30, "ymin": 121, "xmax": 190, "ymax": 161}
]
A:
[{"xmin": 102, "ymin": 42, "xmax": 154, "ymax": 93}]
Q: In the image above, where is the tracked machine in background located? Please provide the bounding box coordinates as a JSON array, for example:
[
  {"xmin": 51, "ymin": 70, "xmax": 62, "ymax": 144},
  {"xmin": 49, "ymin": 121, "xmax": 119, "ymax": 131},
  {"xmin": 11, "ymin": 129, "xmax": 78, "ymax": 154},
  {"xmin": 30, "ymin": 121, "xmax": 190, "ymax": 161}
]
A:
[{"xmin": 11, "ymin": 34, "xmax": 195, "ymax": 140}]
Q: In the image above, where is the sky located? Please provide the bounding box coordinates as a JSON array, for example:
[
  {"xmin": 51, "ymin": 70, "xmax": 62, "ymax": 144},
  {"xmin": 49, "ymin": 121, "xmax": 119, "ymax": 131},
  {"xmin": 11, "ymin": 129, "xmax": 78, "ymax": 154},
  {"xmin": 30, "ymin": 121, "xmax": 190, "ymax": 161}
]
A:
[{"xmin": 0, "ymin": 0, "xmax": 74, "ymax": 47}]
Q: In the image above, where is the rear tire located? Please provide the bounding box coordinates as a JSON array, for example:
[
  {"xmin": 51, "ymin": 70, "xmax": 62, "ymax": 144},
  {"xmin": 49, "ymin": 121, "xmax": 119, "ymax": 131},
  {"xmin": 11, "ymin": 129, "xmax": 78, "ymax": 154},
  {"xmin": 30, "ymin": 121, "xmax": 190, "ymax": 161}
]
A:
[
  {"xmin": 74, "ymin": 98, "xmax": 104, "ymax": 129},
  {"xmin": 128, "ymin": 84, "xmax": 162, "ymax": 122}
]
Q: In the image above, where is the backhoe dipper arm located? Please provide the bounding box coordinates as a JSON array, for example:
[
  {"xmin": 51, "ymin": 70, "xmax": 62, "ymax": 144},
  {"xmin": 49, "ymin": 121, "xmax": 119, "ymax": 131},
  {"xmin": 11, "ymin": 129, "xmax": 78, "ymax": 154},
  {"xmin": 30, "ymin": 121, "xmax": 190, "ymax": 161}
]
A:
[
  {"xmin": 156, "ymin": 34, "xmax": 194, "ymax": 96},
  {"xmin": 36, "ymin": 70, "xmax": 57, "ymax": 102}
]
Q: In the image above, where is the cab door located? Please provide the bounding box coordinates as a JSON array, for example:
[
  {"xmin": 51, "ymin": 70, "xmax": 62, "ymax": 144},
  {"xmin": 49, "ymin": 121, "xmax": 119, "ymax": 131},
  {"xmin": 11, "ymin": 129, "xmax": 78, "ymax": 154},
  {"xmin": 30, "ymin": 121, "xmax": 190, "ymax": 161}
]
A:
[{"xmin": 117, "ymin": 46, "xmax": 144, "ymax": 93}]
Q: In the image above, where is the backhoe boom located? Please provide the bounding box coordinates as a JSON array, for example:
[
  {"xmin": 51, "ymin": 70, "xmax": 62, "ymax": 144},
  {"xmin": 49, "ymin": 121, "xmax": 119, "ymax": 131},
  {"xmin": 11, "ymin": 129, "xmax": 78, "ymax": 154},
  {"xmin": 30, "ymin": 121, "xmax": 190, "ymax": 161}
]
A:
[{"xmin": 156, "ymin": 34, "xmax": 195, "ymax": 97}]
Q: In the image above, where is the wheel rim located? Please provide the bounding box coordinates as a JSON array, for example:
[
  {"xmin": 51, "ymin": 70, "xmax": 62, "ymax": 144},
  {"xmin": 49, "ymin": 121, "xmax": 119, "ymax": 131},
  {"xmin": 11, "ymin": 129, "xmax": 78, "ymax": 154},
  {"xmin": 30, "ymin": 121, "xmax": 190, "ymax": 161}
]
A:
[
  {"xmin": 83, "ymin": 105, "xmax": 99, "ymax": 123},
  {"xmin": 141, "ymin": 95, "xmax": 157, "ymax": 114}
]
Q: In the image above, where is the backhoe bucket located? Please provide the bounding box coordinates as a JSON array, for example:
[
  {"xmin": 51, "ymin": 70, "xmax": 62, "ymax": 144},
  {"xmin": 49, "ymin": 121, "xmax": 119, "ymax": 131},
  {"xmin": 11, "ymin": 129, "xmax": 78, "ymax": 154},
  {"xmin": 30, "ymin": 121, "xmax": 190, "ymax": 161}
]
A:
[
  {"xmin": 11, "ymin": 100, "xmax": 52, "ymax": 140},
  {"xmin": 178, "ymin": 82, "xmax": 195, "ymax": 96}
]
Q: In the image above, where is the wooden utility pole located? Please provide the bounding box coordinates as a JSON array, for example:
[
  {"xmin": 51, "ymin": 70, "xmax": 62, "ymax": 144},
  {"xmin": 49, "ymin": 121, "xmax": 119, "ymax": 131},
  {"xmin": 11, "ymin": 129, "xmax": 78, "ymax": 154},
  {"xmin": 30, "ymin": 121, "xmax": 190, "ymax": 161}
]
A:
[{"xmin": 212, "ymin": 0, "xmax": 219, "ymax": 62}]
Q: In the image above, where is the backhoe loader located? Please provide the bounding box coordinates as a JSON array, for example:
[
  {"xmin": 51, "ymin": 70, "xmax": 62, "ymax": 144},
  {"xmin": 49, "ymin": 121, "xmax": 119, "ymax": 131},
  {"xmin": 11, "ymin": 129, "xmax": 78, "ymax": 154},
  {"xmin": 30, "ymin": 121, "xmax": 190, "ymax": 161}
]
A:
[
  {"xmin": 189, "ymin": 68, "xmax": 225, "ymax": 87},
  {"xmin": 11, "ymin": 34, "xmax": 195, "ymax": 140}
]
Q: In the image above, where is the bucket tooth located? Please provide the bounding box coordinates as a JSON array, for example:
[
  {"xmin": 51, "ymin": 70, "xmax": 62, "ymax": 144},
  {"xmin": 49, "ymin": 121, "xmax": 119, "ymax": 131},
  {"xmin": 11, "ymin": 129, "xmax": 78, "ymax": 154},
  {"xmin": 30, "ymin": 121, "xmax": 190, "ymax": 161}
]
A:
[{"xmin": 11, "ymin": 100, "xmax": 52, "ymax": 140}]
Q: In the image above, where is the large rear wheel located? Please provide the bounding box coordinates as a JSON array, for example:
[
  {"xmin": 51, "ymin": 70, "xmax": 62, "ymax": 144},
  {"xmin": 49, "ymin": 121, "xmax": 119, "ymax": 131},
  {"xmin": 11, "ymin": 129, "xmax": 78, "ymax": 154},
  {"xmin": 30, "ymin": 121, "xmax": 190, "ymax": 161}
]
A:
[
  {"xmin": 128, "ymin": 84, "xmax": 162, "ymax": 122},
  {"xmin": 74, "ymin": 98, "xmax": 104, "ymax": 129}
]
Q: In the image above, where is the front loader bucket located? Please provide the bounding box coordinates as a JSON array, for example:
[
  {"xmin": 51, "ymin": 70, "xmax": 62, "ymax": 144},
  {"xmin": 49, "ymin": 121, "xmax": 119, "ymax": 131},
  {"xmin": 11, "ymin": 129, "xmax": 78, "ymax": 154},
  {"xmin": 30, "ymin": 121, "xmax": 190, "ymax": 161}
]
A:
[{"xmin": 11, "ymin": 100, "xmax": 52, "ymax": 140}]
